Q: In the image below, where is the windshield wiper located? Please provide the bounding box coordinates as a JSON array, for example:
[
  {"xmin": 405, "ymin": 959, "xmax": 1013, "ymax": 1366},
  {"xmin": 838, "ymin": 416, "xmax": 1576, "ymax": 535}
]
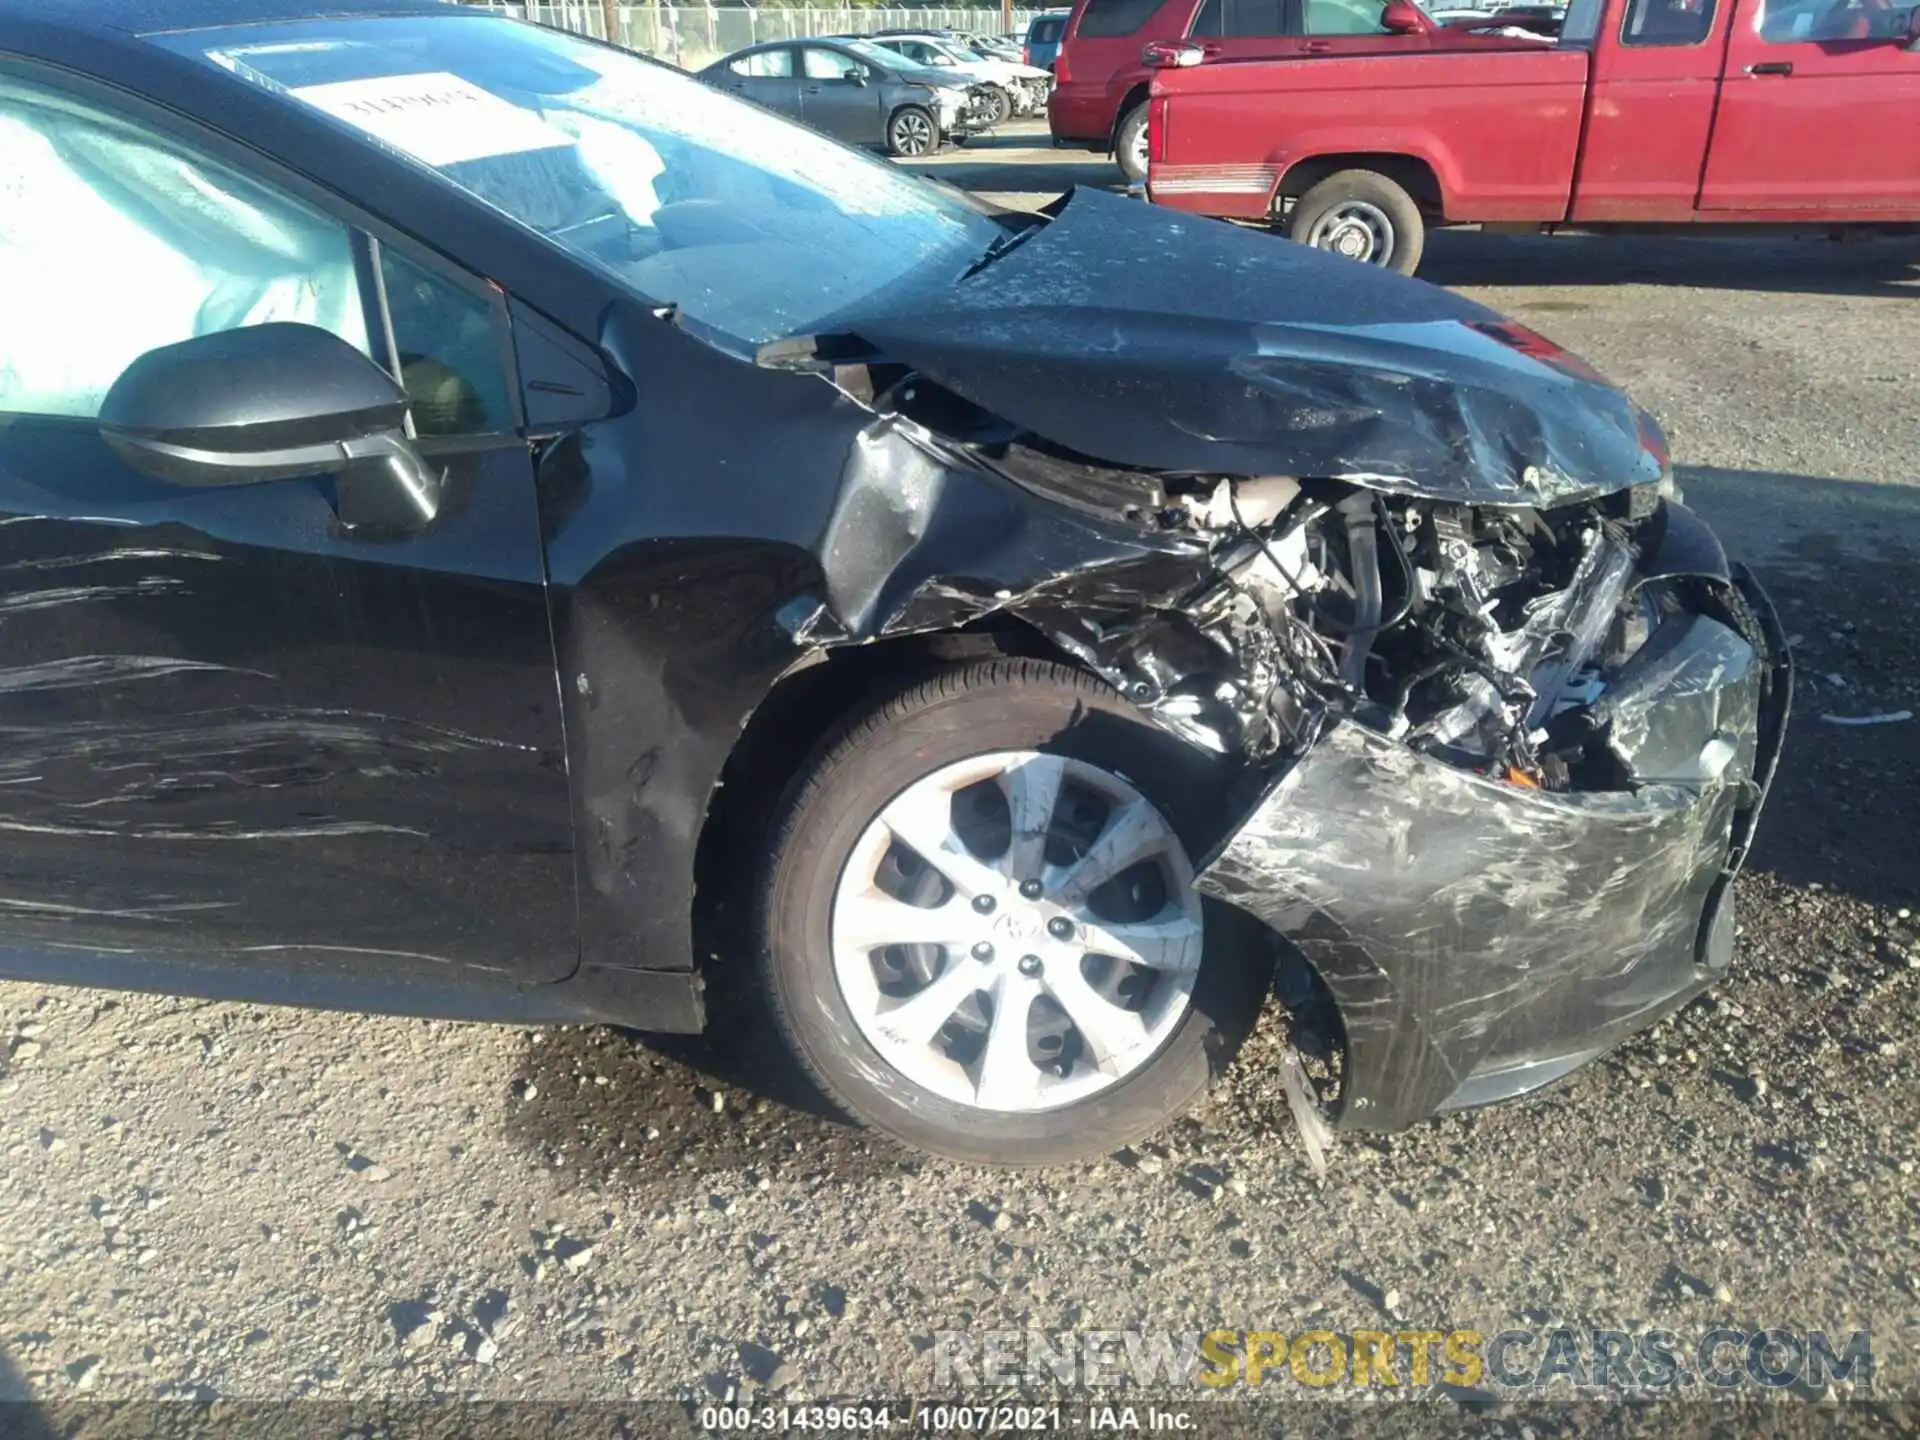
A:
[{"xmin": 959, "ymin": 221, "xmax": 1040, "ymax": 282}]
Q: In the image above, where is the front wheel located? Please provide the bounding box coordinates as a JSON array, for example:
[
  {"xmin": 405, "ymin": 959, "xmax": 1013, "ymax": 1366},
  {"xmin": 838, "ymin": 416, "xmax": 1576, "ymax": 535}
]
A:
[
  {"xmin": 757, "ymin": 659, "xmax": 1269, "ymax": 1165},
  {"xmin": 982, "ymin": 86, "xmax": 1013, "ymax": 127},
  {"xmin": 1285, "ymin": 169, "xmax": 1426, "ymax": 276},
  {"xmin": 1115, "ymin": 103, "xmax": 1149, "ymax": 185},
  {"xmin": 886, "ymin": 105, "xmax": 937, "ymax": 158}
]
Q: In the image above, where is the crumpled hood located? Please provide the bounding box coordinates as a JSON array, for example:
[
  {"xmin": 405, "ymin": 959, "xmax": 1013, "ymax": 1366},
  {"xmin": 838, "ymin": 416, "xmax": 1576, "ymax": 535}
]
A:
[{"xmin": 832, "ymin": 188, "xmax": 1667, "ymax": 507}]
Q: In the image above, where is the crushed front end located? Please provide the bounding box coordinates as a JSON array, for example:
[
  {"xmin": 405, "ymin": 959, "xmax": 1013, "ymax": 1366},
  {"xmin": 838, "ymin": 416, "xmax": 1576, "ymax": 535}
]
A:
[
  {"xmin": 816, "ymin": 374, "xmax": 1790, "ymax": 1134},
  {"xmin": 754, "ymin": 189, "xmax": 1792, "ymax": 1135},
  {"xmin": 1179, "ymin": 482, "xmax": 1792, "ymax": 1128}
]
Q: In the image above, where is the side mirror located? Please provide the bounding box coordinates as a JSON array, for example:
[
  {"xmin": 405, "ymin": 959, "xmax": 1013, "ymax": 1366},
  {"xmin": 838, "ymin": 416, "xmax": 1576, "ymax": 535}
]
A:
[
  {"xmin": 845, "ymin": 67, "xmax": 868, "ymax": 84},
  {"xmin": 99, "ymin": 323, "xmax": 442, "ymax": 531},
  {"xmin": 1382, "ymin": 0, "xmax": 1432, "ymax": 33},
  {"xmin": 1908, "ymin": 5, "xmax": 1920, "ymax": 47}
]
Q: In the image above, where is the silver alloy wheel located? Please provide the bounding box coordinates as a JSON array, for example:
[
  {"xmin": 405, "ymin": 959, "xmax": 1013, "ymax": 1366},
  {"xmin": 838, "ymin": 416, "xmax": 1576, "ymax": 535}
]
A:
[
  {"xmin": 830, "ymin": 750, "xmax": 1204, "ymax": 1113},
  {"xmin": 892, "ymin": 110, "xmax": 935, "ymax": 156},
  {"xmin": 1305, "ymin": 200, "xmax": 1396, "ymax": 265}
]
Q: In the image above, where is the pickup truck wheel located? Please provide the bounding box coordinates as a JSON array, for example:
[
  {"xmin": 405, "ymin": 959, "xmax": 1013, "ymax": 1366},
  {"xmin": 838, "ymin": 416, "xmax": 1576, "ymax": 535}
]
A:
[
  {"xmin": 1287, "ymin": 170, "xmax": 1425, "ymax": 275},
  {"xmin": 756, "ymin": 659, "xmax": 1268, "ymax": 1165},
  {"xmin": 1115, "ymin": 104, "xmax": 1149, "ymax": 185}
]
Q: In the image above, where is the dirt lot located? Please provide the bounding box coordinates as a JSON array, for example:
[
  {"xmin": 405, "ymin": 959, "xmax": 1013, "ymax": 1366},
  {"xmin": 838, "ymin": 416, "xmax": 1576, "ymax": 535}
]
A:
[{"xmin": 2, "ymin": 122, "xmax": 1918, "ymax": 1415}]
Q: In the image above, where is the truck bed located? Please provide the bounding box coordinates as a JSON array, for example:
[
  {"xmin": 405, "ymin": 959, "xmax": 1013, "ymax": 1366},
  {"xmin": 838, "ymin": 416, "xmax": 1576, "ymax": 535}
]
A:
[{"xmin": 1149, "ymin": 48, "xmax": 1591, "ymax": 223}]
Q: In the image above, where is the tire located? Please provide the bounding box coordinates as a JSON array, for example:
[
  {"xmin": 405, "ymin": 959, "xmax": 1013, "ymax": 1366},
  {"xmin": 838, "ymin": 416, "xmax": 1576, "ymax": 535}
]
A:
[
  {"xmin": 1284, "ymin": 169, "xmax": 1426, "ymax": 276},
  {"xmin": 886, "ymin": 105, "xmax": 937, "ymax": 158},
  {"xmin": 756, "ymin": 659, "xmax": 1270, "ymax": 1165},
  {"xmin": 1114, "ymin": 102, "xmax": 1149, "ymax": 185},
  {"xmin": 982, "ymin": 86, "xmax": 1012, "ymax": 127}
]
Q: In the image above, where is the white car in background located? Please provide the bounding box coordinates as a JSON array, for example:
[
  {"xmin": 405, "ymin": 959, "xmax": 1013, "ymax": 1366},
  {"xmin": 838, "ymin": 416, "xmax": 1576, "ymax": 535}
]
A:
[{"xmin": 861, "ymin": 33, "xmax": 1052, "ymax": 125}]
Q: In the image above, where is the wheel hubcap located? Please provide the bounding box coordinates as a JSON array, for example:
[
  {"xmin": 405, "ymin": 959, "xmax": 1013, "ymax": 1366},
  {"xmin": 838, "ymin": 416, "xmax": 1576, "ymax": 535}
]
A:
[
  {"xmin": 830, "ymin": 750, "xmax": 1204, "ymax": 1114},
  {"xmin": 1306, "ymin": 201, "xmax": 1396, "ymax": 265},
  {"xmin": 898, "ymin": 115, "xmax": 932, "ymax": 154},
  {"xmin": 1127, "ymin": 122, "xmax": 1149, "ymax": 175}
]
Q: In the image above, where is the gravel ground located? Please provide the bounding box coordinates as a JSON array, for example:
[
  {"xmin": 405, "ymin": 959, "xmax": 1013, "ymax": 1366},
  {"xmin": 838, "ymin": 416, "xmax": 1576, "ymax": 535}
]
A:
[{"xmin": 2, "ymin": 128, "xmax": 1918, "ymax": 1416}]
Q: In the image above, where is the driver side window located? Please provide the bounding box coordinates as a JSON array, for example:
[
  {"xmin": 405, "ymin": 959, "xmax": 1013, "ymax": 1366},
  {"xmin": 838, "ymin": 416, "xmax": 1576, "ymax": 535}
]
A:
[
  {"xmin": 730, "ymin": 49, "xmax": 794, "ymax": 78},
  {"xmin": 1190, "ymin": 0, "xmax": 1295, "ymax": 36},
  {"xmin": 1621, "ymin": 0, "xmax": 1718, "ymax": 44},
  {"xmin": 1758, "ymin": 0, "xmax": 1908, "ymax": 39},
  {"xmin": 0, "ymin": 73, "xmax": 512, "ymax": 437},
  {"xmin": 0, "ymin": 76, "xmax": 366, "ymax": 420},
  {"xmin": 802, "ymin": 48, "xmax": 862, "ymax": 80},
  {"xmin": 1303, "ymin": 0, "xmax": 1395, "ymax": 33}
]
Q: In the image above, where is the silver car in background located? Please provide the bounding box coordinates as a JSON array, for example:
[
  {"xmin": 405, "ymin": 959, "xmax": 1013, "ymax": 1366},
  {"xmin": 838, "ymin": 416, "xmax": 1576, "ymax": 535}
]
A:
[
  {"xmin": 861, "ymin": 32, "xmax": 1054, "ymax": 122},
  {"xmin": 698, "ymin": 38, "xmax": 993, "ymax": 157}
]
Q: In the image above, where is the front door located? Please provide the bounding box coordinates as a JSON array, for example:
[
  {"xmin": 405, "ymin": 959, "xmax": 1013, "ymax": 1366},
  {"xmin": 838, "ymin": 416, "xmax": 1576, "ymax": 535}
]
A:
[
  {"xmin": 0, "ymin": 66, "xmax": 575, "ymax": 985},
  {"xmin": 1699, "ymin": 0, "xmax": 1920, "ymax": 211},
  {"xmin": 799, "ymin": 47, "xmax": 884, "ymax": 143},
  {"xmin": 719, "ymin": 46, "xmax": 805, "ymax": 122},
  {"xmin": 1572, "ymin": 0, "xmax": 1730, "ymax": 220},
  {"xmin": 1188, "ymin": 0, "xmax": 1434, "ymax": 60}
]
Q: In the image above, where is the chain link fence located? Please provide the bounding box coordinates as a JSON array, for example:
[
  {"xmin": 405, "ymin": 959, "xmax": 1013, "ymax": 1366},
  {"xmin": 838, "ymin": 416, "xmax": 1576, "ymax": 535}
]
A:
[{"xmin": 486, "ymin": 5, "xmax": 1040, "ymax": 72}]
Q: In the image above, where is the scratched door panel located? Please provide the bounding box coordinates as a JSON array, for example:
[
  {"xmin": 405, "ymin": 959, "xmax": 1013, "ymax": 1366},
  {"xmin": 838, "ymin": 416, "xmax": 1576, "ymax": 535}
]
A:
[{"xmin": 0, "ymin": 419, "xmax": 575, "ymax": 986}]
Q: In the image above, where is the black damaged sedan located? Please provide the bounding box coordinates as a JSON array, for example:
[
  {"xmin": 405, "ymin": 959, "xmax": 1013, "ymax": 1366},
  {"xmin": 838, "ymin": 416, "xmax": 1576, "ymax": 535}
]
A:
[{"xmin": 0, "ymin": 0, "xmax": 1786, "ymax": 1164}]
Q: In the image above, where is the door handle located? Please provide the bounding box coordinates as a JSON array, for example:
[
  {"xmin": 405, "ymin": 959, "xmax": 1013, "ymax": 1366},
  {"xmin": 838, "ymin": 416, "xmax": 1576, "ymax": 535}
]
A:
[
  {"xmin": 1303, "ymin": 39, "xmax": 1333, "ymax": 52},
  {"xmin": 807, "ymin": 84, "xmax": 822, "ymax": 92},
  {"xmin": 1745, "ymin": 60, "xmax": 1793, "ymax": 75}
]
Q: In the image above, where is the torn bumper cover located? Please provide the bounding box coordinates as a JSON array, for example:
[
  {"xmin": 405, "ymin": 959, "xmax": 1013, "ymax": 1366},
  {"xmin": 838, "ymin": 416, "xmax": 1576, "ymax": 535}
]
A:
[{"xmin": 1198, "ymin": 569, "xmax": 1791, "ymax": 1131}]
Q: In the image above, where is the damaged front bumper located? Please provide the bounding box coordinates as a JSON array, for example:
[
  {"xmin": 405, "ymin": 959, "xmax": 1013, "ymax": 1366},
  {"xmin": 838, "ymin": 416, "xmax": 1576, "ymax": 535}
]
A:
[
  {"xmin": 750, "ymin": 206, "xmax": 1791, "ymax": 1136},
  {"xmin": 1198, "ymin": 566, "xmax": 1791, "ymax": 1131}
]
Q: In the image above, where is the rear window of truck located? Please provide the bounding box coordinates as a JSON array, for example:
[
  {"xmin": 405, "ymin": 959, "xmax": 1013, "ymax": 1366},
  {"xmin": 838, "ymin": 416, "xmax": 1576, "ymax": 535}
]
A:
[{"xmin": 1075, "ymin": 0, "xmax": 1170, "ymax": 37}]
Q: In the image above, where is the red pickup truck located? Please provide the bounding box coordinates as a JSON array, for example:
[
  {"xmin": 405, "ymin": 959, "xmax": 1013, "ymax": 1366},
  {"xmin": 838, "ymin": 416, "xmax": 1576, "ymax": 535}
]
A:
[{"xmin": 1145, "ymin": 0, "xmax": 1920, "ymax": 272}]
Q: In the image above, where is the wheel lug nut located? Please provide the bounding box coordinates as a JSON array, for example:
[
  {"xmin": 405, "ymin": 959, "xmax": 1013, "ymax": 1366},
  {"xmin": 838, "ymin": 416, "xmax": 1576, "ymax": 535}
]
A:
[
  {"xmin": 1019, "ymin": 880, "xmax": 1043, "ymax": 900},
  {"xmin": 971, "ymin": 895, "xmax": 996, "ymax": 914},
  {"xmin": 1018, "ymin": 954, "xmax": 1043, "ymax": 978},
  {"xmin": 971, "ymin": 942, "xmax": 994, "ymax": 962},
  {"xmin": 1047, "ymin": 917, "xmax": 1074, "ymax": 941}
]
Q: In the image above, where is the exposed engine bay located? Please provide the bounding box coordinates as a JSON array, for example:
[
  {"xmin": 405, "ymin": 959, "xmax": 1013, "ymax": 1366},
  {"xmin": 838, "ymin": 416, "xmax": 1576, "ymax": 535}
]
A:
[
  {"xmin": 740, "ymin": 192, "xmax": 1790, "ymax": 1142},
  {"xmin": 874, "ymin": 375, "xmax": 1763, "ymax": 807},
  {"xmin": 786, "ymin": 375, "xmax": 1791, "ymax": 1141}
]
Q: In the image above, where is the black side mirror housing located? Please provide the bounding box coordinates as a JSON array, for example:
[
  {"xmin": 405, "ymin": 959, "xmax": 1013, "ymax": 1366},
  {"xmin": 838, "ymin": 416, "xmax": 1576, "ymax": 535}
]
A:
[
  {"xmin": 99, "ymin": 323, "xmax": 442, "ymax": 531},
  {"xmin": 845, "ymin": 67, "xmax": 868, "ymax": 84}
]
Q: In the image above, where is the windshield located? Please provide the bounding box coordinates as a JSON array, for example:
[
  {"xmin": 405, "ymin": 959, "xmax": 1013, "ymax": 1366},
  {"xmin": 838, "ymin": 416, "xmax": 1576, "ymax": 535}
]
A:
[
  {"xmin": 923, "ymin": 38, "xmax": 980, "ymax": 64},
  {"xmin": 157, "ymin": 15, "xmax": 1002, "ymax": 351},
  {"xmin": 842, "ymin": 37, "xmax": 910, "ymax": 68}
]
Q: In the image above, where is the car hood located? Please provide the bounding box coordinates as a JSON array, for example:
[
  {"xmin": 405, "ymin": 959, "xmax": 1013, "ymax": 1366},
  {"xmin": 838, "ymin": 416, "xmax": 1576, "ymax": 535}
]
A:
[
  {"xmin": 819, "ymin": 188, "xmax": 1666, "ymax": 507},
  {"xmin": 890, "ymin": 60, "xmax": 976, "ymax": 90}
]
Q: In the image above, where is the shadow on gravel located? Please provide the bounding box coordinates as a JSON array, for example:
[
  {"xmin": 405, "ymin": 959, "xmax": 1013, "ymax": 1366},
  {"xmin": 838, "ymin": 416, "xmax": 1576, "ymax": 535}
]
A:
[
  {"xmin": 0, "ymin": 1344, "xmax": 55, "ymax": 1440},
  {"xmin": 500, "ymin": 966, "xmax": 928, "ymax": 1192},
  {"xmin": 1421, "ymin": 229, "xmax": 1920, "ymax": 298},
  {"xmin": 1680, "ymin": 467, "xmax": 1920, "ymax": 914}
]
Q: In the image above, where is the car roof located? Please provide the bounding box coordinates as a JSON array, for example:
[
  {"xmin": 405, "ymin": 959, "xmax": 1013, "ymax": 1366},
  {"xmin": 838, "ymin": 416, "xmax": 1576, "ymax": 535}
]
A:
[{"xmin": 0, "ymin": 0, "xmax": 451, "ymax": 38}]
